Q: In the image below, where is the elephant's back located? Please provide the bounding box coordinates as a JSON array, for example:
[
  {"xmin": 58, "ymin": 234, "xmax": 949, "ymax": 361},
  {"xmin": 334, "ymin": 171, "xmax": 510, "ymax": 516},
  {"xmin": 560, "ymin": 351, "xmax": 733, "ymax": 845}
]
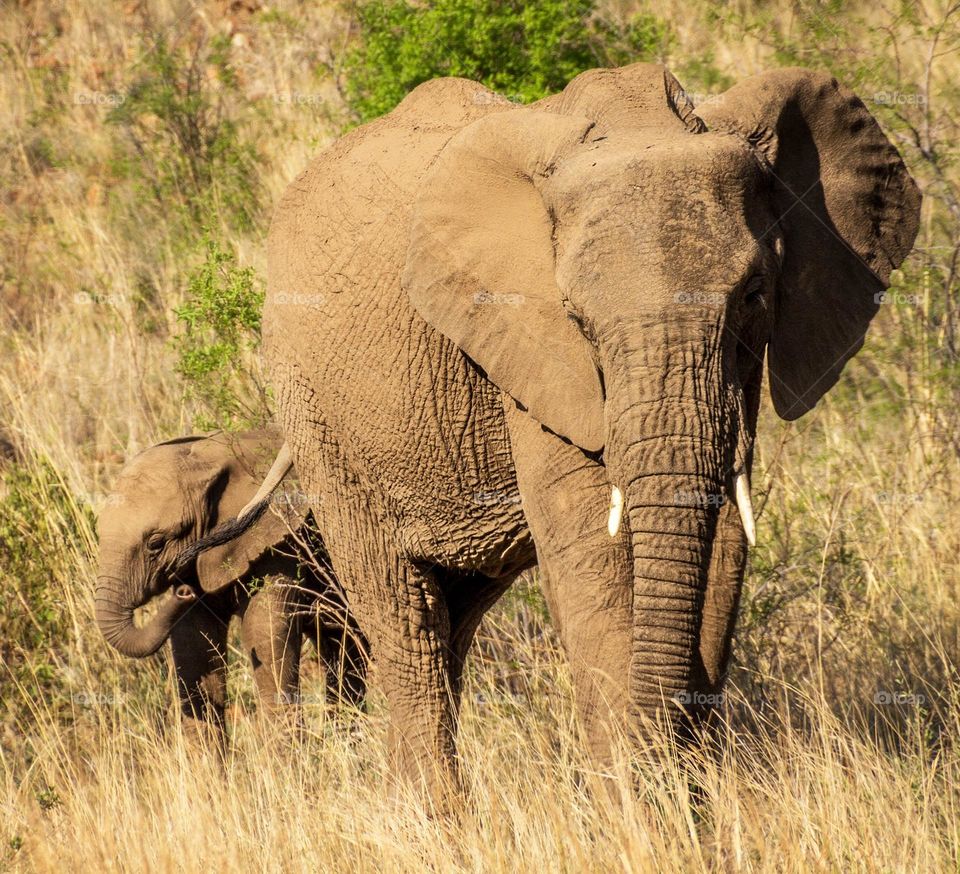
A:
[
  {"xmin": 266, "ymin": 78, "xmax": 513, "ymax": 295},
  {"xmin": 263, "ymin": 80, "xmax": 529, "ymax": 569}
]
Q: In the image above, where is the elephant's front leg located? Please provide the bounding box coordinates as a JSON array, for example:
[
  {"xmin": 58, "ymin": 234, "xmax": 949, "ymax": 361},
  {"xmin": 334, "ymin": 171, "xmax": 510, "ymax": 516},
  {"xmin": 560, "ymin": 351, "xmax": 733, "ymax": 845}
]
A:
[
  {"xmin": 169, "ymin": 595, "xmax": 231, "ymax": 754},
  {"xmin": 504, "ymin": 403, "xmax": 634, "ymax": 767},
  {"xmin": 240, "ymin": 574, "xmax": 304, "ymax": 727}
]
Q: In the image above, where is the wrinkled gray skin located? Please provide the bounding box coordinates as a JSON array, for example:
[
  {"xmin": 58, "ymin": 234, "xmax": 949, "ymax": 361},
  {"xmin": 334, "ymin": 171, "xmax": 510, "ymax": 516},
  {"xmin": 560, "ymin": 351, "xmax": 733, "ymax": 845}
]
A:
[
  {"xmin": 95, "ymin": 429, "xmax": 366, "ymax": 747},
  {"xmin": 252, "ymin": 63, "xmax": 920, "ymax": 802}
]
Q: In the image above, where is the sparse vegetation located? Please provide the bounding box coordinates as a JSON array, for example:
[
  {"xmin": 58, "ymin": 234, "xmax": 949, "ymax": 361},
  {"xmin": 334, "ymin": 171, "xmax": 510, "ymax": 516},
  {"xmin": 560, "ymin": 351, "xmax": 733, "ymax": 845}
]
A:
[
  {"xmin": 106, "ymin": 32, "xmax": 262, "ymax": 234},
  {"xmin": 0, "ymin": 0, "xmax": 958, "ymax": 870},
  {"xmin": 173, "ymin": 236, "xmax": 270, "ymax": 431}
]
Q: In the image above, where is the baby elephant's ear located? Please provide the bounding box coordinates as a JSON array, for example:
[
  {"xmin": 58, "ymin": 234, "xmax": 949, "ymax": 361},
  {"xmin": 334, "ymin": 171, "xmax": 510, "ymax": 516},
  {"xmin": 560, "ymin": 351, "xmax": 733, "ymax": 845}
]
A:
[
  {"xmin": 192, "ymin": 436, "xmax": 308, "ymax": 592},
  {"xmin": 698, "ymin": 69, "xmax": 921, "ymax": 419},
  {"xmin": 195, "ymin": 500, "xmax": 306, "ymax": 592}
]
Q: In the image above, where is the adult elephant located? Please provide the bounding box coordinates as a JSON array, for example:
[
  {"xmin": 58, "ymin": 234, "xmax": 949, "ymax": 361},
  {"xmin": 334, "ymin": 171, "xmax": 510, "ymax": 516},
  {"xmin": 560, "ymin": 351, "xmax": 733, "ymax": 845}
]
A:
[{"xmin": 245, "ymin": 63, "xmax": 919, "ymax": 800}]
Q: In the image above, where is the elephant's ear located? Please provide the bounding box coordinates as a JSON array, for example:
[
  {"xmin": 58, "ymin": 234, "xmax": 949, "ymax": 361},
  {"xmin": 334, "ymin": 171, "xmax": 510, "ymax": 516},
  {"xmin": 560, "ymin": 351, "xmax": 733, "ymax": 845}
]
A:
[
  {"xmin": 191, "ymin": 436, "xmax": 307, "ymax": 593},
  {"xmin": 403, "ymin": 109, "xmax": 605, "ymax": 452},
  {"xmin": 697, "ymin": 69, "xmax": 921, "ymax": 419}
]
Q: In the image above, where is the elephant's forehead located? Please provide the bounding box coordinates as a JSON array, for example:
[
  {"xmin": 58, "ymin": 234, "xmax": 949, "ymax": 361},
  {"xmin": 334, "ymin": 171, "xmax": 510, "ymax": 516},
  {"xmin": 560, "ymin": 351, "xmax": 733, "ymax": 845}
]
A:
[
  {"xmin": 551, "ymin": 132, "xmax": 773, "ymax": 275},
  {"xmin": 558, "ymin": 130, "xmax": 766, "ymax": 202},
  {"xmin": 102, "ymin": 466, "xmax": 182, "ymax": 531}
]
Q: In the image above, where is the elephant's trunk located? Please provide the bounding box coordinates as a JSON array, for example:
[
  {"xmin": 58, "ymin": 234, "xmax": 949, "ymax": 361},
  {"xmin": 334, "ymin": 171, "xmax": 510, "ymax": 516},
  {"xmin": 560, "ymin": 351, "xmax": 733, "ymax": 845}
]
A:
[
  {"xmin": 603, "ymin": 320, "xmax": 731, "ymax": 736},
  {"xmin": 95, "ymin": 576, "xmax": 197, "ymax": 658},
  {"xmin": 622, "ymin": 470, "xmax": 721, "ymax": 731}
]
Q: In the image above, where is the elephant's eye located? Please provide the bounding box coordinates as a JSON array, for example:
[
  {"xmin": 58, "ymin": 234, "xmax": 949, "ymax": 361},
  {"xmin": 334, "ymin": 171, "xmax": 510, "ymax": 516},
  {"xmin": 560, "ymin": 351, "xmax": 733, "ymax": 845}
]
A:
[
  {"xmin": 147, "ymin": 534, "xmax": 165, "ymax": 554},
  {"xmin": 566, "ymin": 308, "xmax": 598, "ymax": 345},
  {"xmin": 742, "ymin": 274, "xmax": 766, "ymax": 307}
]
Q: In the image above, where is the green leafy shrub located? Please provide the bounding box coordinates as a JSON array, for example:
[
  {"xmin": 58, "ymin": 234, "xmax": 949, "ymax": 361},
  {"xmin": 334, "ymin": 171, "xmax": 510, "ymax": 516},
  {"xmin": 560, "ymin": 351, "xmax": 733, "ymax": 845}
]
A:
[
  {"xmin": 173, "ymin": 238, "xmax": 271, "ymax": 431},
  {"xmin": 342, "ymin": 0, "xmax": 672, "ymax": 122}
]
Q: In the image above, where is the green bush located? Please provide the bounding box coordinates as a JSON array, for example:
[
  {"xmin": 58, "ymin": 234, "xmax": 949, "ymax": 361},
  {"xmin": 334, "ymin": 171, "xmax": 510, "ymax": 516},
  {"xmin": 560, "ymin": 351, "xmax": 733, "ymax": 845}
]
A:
[
  {"xmin": 342, "ymin": 0, "xmax": 672, "ymax": 122},
  {"xmin": 173, "ymin": 238, "xmax": 271, "ymax": 431}
]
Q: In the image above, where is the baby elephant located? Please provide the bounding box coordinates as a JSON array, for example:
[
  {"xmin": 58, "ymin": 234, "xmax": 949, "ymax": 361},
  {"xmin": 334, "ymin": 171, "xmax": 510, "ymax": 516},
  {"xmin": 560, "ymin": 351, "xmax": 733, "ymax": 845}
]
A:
[{"xmin": 95, "ymin": 428, "xmax": 365, "ymax": 745}]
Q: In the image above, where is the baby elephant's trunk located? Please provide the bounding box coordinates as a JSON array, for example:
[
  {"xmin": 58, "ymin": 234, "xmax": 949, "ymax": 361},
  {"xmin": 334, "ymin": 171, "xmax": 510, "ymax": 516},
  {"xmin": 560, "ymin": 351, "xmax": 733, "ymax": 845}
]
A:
[{"xmin": 95, "ymin": 580, "xmax": 197, "ymax": 658}]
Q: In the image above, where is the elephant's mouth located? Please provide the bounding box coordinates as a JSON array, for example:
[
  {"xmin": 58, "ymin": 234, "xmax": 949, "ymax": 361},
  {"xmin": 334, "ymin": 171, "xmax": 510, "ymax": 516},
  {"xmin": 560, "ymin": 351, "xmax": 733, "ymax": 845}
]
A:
[
  {"xmin": 95, "ymin": 573, "xmax": 202, "ymax": 659},
  {"xmin": 174, "ymin": 582, "xmax": 199, "ymax": 603}
]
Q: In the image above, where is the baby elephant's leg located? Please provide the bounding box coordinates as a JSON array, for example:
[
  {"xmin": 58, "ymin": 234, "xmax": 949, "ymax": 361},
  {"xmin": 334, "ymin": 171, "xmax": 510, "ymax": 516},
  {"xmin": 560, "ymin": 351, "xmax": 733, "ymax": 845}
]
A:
[
  {"xmin": 240, "ymin": 575, "xmax": 305, "ymax": 724},
  {"xmin": 169, "ymin": 593, "xmax": 231, "ymax": 755}
]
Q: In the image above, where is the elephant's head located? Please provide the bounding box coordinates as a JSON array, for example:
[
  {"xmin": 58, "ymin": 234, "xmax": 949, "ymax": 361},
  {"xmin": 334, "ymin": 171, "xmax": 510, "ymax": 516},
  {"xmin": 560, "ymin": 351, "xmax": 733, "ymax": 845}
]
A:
[
  {"xmin": 403, "ymin": 65, "xmax": 920, "ymax": 728},
  {"xmin": 95, "ymin": 429, "xmax": 307, "ymax": 658}
]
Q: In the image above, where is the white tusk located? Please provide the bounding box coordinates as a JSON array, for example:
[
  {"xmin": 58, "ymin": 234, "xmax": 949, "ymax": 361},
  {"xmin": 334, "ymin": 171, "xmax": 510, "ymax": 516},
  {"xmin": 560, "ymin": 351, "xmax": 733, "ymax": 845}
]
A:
[
  {"xmin": 734, "ymin": 471, "xmax": 756, "ymax": 547},
  {"xmin": 607, "ymin": 486, "xmax": 624, "ymax": 537},
  {"xmin": 238, "ymin": 443, "xmax": 293, "ymax": 520}
]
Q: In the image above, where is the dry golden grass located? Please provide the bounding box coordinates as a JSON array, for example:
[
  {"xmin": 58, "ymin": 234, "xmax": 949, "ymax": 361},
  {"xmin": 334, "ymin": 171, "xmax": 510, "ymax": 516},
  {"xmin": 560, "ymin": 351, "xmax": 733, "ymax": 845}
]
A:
[{"xmin": 1, "ymin": 0, "xmax": 959, "ymax": 871}]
